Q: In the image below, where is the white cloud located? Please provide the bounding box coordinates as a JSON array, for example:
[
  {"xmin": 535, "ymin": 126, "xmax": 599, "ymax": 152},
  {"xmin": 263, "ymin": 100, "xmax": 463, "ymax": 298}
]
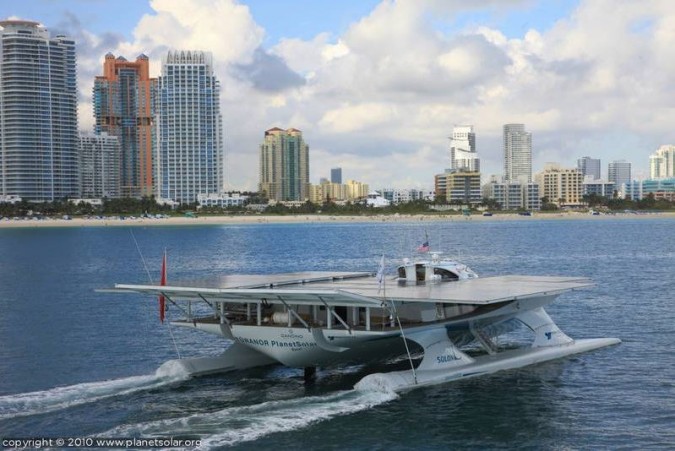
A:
[
  {"xmin": 319, "ymin": 103, "xmax": 399, "ymax": 134},
  {"xmin": 64, "ymin": 0, "xmax": 675, "ymax": 190}
]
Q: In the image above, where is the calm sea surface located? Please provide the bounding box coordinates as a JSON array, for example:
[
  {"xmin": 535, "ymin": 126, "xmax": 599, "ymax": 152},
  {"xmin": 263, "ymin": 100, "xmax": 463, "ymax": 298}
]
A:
[{"xmin": 0, "ymin": 218, "xmax": 673, "ymax": 449}]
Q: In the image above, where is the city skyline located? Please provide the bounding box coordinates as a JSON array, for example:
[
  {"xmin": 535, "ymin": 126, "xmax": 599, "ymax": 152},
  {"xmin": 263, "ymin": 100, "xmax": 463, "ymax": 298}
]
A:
[{"xmin": 2, "ymin": 1, "xmax": 674, "ymax": 189}]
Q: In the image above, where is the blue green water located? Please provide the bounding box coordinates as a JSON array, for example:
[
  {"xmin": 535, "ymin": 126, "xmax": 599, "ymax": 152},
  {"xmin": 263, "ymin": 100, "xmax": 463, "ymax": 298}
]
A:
[{"xmin": 0, "ymin": 218, "xmax": 673, "ymax": 449}]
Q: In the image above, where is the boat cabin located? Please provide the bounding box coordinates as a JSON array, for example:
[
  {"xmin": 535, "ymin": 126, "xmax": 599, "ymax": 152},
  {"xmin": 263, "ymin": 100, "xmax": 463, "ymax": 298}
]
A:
[{"xmin": 397, "ymin": 252, "xmax": 478, "ymax": 283}]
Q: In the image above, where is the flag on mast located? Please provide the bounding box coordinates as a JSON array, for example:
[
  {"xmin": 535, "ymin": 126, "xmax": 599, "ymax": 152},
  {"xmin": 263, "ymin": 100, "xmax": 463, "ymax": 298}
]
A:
[
  {"xmin": 417, "ymin": 230, "xmax": 430, "ymax": 253},
  {"xmin": 159, "ymin": 250, "xmax": 167, "ymax": 323}
]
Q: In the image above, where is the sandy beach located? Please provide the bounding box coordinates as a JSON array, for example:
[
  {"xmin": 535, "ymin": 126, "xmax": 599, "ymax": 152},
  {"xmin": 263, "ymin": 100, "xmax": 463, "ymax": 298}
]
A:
[{"xmin": 1, "ymin": 211, "xmax": 673, "ymax": 228}]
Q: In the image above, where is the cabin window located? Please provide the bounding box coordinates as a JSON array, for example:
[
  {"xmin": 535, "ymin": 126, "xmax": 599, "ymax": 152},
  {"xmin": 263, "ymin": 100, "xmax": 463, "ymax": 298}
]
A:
[
  {"xmin": 416, "ymin": 264, "xmax": 426, "ymax": 281},
  {"xmin": 434, "ymin": 268, "xmax": 459, "ymax": 281},
  {"xmin": 398, "ymin": 267, "xmax": 406, "ymax": 278}
]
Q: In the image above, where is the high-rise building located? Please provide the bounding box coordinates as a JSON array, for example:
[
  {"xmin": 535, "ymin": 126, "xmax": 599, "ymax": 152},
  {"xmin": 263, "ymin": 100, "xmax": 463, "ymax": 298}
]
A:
[
  {"xmin": 78, "ymin": 132, "xmax": 121, "ymax": 199},
  {"xmin": 450, "ymin": 125, "xmax": 479, "ymax": 172},
  {"xmin": 0, "ymin": 20, "xmax": 78, "ymax": 201},
  {"xmin": 503, "ymin": 124, "xmax": 532, "ymax": 183},
  {"xmin": 577, "ymin": 156, "xmax": 601, "ymax": 180},
  {"xmin": 259, "ymin": 127, "xmax": 309, "ymax": 201},
  {"xmin": 331, "ymin": 167, "xmax": 342, "ymax": 184},
  {"xmin": 93, "ymin": 53, "xmax": 156, "ymax": 198},
  {"xmin": 607, "ymin": 160, "xmax": 631, "ymax": 194},
  {"xmin": 155, "ymin": 50, "xmax": 223, "ymax": 204},
  {"xmin": 649, "ymin": 145, "xmax": 675, "ymax": 179}
]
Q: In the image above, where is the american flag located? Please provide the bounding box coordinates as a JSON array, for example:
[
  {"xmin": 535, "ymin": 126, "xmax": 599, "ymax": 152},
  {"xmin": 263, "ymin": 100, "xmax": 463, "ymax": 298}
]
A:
[{"xmin": 417, "ymin": 240, "xmax": 430, "ymax": 253}]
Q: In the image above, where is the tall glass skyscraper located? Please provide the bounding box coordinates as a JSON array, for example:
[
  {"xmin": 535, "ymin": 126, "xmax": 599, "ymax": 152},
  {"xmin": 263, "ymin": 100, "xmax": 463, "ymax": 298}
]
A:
[
  {"xmin": 608, "ymin": 160, "xmax": 631, "ymax": 191},
  {"xmin": 331, "ymin": 167, "xmax": 342, "ymax": 184},
  {"xmin": 93, "ymin": 53, "xmax": 156, "ymax": 198},
  {"xmin": 0, "ymin": 20, "xmax": 78, "ymax": 201},
  {"xmin": 503, "ymin": 124, "xmax": 532, "ymax": 183},
  {"xmin": 577, "ymin": 156, "xmax": 601, "ymax": 180},
  {"xmin": 155, "ymin": 51, "xmax": 223, "ymax": 204},
  {"xmin": 259, "ymin": 128, "xmax": 309, "ymax": 201}
]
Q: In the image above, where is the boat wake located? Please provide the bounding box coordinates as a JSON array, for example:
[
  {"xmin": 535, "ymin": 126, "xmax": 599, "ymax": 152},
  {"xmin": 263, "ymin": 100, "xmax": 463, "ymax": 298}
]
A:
[
  {"xmin": 0, "ymin": 360, "xmax": 190, "ymax": 420},
  {"xmin": 105, "ymin": 385, "xmax": 397, "ymax": 448}
]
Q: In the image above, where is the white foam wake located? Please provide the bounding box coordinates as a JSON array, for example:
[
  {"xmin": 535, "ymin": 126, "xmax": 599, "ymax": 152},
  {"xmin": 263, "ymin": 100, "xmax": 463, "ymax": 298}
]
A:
[
  {"xmin": 105, "ymin": 388, "xmax": 398, "ymax": 448},
  {"xmin": 0, "ymin": 361, "xmax": 190, "ymax": 420}
]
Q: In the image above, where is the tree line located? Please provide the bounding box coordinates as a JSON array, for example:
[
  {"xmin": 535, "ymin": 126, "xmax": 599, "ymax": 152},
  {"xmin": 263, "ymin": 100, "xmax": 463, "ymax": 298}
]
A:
[{"xmin": 1, "ymin": 193, "xmax": 673, "ymax": 218}]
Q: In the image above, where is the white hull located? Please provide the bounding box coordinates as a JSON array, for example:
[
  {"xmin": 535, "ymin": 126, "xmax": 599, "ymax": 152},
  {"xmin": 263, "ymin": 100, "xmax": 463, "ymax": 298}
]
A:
[{"xmin": 356, "ymin": 338, "xmax": 621, "ymax": 393}]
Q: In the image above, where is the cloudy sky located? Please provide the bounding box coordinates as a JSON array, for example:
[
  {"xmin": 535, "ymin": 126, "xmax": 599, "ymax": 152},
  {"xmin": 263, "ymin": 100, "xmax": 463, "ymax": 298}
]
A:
[{"xmin": 3, "ymin": 0, "xmax": 672, "ymax": 190}]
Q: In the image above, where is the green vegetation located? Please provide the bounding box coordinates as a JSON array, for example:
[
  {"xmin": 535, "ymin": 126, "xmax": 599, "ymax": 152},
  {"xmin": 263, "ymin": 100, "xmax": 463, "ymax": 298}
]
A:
[
  {"xmin": 581, "ymin": 193, "xmax": 673, "ymax": 211},
  {"xmin": 0, "ymin": 197, "xmax": 178, "ymax": 218},
  {"xmin": 1, "ymin": 192, "xmax": 673, "ymax": 218}
]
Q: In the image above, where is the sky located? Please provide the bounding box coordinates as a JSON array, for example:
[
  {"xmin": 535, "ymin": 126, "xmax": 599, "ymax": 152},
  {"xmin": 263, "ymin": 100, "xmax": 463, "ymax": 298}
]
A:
[{"xmin": 1, "ymin": 0, "xmax": 672, "ymax": 190}]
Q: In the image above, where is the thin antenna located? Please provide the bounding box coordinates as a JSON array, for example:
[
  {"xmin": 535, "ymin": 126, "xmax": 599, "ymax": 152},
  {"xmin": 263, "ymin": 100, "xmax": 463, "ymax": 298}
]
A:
[
  {"xmin": 129, "ymin": 229, "xmax": 181, "ymax": 359},
  {"xmin": 391, "ymin": 300, "xmax": 418, "ymax": 385},
  {"xmin": 129, "ymin": 229, "xmax": 153, "ymax": 284}
]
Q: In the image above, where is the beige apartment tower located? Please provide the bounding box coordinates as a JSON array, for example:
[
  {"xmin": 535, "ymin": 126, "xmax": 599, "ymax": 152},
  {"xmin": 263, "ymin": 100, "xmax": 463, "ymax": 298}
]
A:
[{"xmin": 259, "ymin": 128, "xmax": 309, "ymax": 201}]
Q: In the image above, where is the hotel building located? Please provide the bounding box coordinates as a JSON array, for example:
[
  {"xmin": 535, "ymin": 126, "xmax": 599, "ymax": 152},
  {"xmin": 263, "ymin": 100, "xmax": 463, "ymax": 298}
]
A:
[
  {"xmin": 535, "ymin": 163, "xmax": 583, "ymax": 206},
  {"xmin": 0, "ymin": 20, "xmax": 78, "ymax": 201}
]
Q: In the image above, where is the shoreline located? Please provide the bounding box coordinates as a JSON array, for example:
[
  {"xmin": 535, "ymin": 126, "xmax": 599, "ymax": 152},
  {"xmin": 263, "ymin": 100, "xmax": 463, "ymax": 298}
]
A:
[{"xmin": 1, "ymin": 211, "xmax": 674, "ymax": 228}]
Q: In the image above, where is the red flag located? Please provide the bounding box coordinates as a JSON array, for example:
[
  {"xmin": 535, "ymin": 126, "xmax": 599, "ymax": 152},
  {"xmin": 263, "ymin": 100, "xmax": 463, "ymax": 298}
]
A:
[{"xmin": 159, "ymin": 250, "xmax": 167, "ymax": 323}]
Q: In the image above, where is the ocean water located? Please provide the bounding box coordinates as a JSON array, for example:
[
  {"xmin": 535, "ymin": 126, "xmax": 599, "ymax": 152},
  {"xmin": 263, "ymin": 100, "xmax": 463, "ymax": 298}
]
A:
[{"xmin": 0, "ymin": 218, "xmax": 673, "ymax": 449}]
